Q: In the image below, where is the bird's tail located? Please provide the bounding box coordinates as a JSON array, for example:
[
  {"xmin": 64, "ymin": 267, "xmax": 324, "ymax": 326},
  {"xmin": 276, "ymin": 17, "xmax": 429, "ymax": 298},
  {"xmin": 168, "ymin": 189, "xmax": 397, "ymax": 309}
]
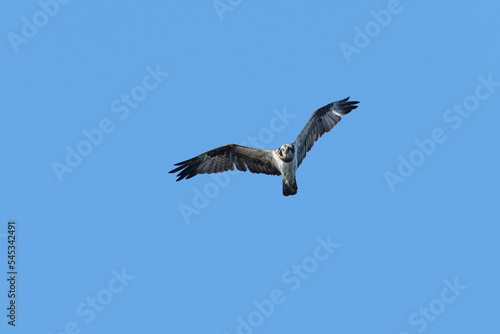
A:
[{"xmin": 282, "ymin": 178, "xmax": 298, "ymax": 196}]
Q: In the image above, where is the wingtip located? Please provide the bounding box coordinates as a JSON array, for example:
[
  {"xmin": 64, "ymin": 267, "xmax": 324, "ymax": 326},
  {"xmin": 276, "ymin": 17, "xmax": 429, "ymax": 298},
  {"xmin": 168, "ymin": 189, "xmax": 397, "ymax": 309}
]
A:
[
  {"xmin": 169, "ymin": 165, "xmax": 183, "ymax": 174},
  {"xmin": 330, "ymin": 97, "xmax": 359, "ymax": 116},
  {"xmin": 342, "ymin": 96, "xmax": 360, "ymax": 103},
  {"xmin": 172, "ymin": 172, "xmax": 186, "ymax": 182}
]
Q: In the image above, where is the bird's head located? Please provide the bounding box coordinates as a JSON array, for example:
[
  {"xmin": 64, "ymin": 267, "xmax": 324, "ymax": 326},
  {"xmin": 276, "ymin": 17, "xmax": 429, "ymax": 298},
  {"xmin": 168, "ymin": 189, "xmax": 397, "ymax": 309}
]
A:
[{"xmin": 277, "ymin": 144, "xmax": 295, "ymax": 162}]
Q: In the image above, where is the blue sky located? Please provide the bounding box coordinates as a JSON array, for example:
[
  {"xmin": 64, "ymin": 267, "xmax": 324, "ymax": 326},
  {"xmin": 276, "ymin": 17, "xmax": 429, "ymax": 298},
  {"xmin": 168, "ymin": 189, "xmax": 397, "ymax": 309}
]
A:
[{"xmin": 1, "ymin": 1, "xmax": 500, "ymax": 333}]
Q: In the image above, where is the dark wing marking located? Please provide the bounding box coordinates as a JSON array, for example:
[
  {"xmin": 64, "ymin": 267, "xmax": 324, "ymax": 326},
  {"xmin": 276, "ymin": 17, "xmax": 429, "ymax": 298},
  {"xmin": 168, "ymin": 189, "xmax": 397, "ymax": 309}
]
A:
[
  {"xmin": 294, "ymin": 97, "xmax": 359, "ymax": 167},
  {"xmin": 169, "ymin": 144, "xmax": 281, "ymax": 181}
]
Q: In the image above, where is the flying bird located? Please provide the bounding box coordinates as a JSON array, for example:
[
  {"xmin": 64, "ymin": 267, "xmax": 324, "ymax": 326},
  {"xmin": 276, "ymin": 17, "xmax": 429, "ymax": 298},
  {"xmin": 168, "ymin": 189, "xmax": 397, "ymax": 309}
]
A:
[{"xmin": 169, "ymin": 97, "xmax": 359, "ymax": 196}]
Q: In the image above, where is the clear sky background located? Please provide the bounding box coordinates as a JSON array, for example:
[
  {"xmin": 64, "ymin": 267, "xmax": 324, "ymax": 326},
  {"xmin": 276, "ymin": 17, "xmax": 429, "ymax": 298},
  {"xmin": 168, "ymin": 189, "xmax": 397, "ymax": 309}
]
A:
[{"xmin": 1, "ymin": 1, "xmax": 500, "ymax": 333}]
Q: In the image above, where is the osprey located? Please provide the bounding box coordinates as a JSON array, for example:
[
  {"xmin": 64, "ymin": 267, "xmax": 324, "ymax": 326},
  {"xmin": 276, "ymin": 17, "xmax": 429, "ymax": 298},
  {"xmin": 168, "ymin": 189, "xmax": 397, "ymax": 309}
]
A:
[{"xmin": 169, "ymin": 97, "xmax": 359, "ymax": 196}]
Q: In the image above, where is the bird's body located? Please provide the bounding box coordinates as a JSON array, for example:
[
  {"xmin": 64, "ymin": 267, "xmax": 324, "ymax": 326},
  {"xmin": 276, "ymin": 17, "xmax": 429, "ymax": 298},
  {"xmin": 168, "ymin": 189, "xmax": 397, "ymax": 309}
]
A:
[
  {"xmin": 169, "ymin": 97, "xmax": 359, "ymax": 196},
  {"xmin": 274, "ymin": 143, "xmax": 298, "ymax": 196}
]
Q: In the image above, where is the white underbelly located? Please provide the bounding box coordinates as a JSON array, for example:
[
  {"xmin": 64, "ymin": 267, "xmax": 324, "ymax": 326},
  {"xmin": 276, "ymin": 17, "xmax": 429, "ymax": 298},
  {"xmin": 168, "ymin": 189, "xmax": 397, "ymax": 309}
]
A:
[
  {"xmin": 281, "ymin": 161, "xmax": 296, "ymax": 178},
  {"xmin": 273, "ymin": 150, "xmax": 297, "ymax": 178}
]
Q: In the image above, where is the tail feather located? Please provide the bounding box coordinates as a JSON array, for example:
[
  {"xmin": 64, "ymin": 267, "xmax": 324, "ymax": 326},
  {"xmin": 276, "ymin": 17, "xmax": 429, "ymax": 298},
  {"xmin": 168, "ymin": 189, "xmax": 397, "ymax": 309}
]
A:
[{"xmin": 282, "ymin": 178, "xmax": 298, "ymax": 196}]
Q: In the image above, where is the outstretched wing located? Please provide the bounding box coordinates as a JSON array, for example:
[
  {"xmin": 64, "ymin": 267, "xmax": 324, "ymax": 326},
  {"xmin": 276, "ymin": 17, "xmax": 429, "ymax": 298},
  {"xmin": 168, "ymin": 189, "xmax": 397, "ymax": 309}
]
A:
[
  {"xmin": 169, "ymin": 144, "xmax": 281, "ymax": 181},
  {"xmin": 294, "ymin": 97, "xmax": 359, "ymax": 167}
]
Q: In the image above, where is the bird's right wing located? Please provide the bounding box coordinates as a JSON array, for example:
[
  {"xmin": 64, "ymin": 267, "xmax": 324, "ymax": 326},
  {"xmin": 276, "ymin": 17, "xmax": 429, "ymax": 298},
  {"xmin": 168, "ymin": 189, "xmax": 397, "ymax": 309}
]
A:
[
  {"xmin": 169, "ymin": 144, "xmax": 281, "ymax": 181},
  {"xmin": 294, "ymin": 97, "xmax": 359, "ymax": 167}
]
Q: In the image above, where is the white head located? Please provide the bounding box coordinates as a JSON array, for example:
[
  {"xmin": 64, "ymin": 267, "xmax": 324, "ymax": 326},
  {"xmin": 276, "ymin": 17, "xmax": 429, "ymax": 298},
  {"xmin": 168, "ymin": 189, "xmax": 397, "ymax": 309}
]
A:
[{"xmin": 277, "ymin": 144, "xmax": 295, "ymax": 162}]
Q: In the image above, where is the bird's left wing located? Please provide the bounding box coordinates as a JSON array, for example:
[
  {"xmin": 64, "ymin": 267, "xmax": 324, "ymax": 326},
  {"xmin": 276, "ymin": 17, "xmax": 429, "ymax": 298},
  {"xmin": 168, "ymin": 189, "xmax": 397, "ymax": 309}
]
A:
[
  {"xmin": 169, "ymin": 144, "xmax": 281, "ymax": 181},
  {"xmin": 293, "ymin": 97, "xmax": 359, "ymax": 167}
]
